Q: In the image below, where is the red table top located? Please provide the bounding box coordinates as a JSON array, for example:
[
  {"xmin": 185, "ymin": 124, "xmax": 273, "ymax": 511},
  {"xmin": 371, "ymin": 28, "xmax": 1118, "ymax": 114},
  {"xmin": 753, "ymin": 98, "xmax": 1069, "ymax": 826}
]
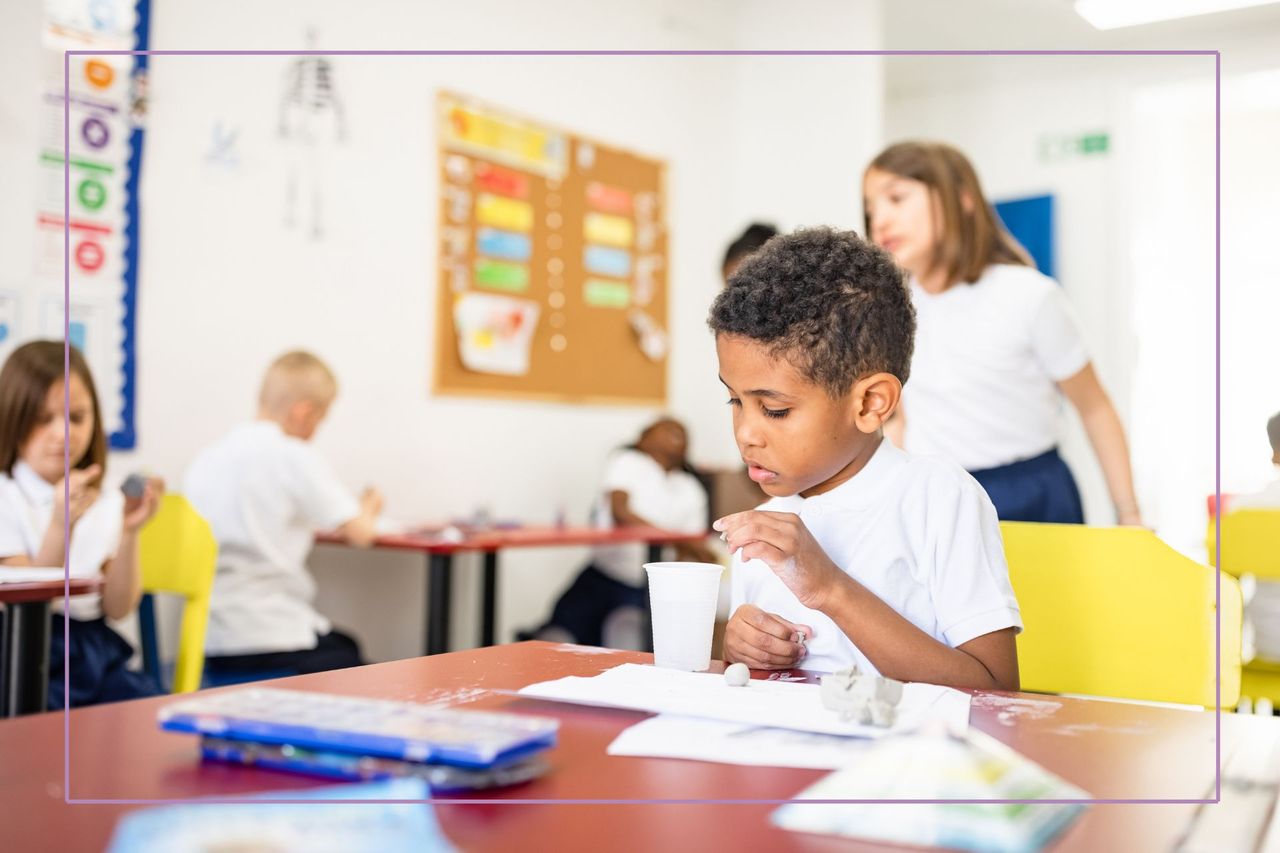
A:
[
  {"xmin": 0, "ymin": 641, "xmax": 1221, "ymax": 852},
  {"xmin": 317, "ymin": 524, "xmax": 709, "ymax": 555},
  {"xmin": 0, "ymin": 576, "xmax": 99, "ymax": 605}
]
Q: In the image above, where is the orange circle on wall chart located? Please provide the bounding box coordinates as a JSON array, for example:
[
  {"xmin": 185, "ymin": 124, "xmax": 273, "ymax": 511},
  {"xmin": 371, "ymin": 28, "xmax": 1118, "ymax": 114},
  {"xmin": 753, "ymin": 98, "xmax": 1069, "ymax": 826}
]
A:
[{"xmin": 84, "ymin": 60, "xmax": 114, "ymax": 89}]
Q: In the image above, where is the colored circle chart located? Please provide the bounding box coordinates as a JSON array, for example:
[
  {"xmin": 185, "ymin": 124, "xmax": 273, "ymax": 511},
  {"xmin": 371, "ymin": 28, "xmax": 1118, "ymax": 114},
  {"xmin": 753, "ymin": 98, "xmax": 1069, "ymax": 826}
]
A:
[
  {"xmin": 77, "ymin": 178, "xmax": 106, "ymax": 211},
  {"xmin": 75, "ymin": 239, "xmax": 105, "ymax": 273},
  {"xmin": 84, "ymin": 58, "xmax": 115, "ymax": 89},
  {"xmin": 81, "ymin": 117, "xmax": 110, "ymax": 149}
]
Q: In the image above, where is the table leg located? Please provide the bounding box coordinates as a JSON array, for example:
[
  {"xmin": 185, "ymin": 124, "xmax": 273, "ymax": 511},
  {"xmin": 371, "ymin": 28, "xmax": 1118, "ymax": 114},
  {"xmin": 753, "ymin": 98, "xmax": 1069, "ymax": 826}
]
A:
[
  {"xmin": 641, "ymin": 543, "xmax": 662, "ymax": 653},
  {"xmin": 0, "ymin": 607, "xmax": 8, "ymax": 717},
  {"xmin": 426, "ymin": 553, "xmax": 453, "ymax": 656},
  {"xmin": 5, "ymin": 601, "xmax": 51, "ymax": 717},
  {"xmin": 481, "ymin": 551, "xmax": 498, "ymax": 647}
]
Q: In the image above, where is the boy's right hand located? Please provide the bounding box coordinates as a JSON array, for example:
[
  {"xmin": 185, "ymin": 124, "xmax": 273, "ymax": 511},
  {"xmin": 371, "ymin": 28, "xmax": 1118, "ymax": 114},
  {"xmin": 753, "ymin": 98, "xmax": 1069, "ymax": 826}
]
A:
[
  {"xmin": 53, "ymin": 464, "xmax": 102, "ymax": 528},
  {"xmin": 723, "ymin": 604, "xmax": 812, "ymax": 670}
]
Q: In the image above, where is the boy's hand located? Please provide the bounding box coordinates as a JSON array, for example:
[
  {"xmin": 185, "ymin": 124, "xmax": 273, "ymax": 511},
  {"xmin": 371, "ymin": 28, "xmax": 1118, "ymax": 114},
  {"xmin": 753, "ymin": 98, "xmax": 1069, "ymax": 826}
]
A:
[
  {"xmin": 714, "ymin": 510, "xmax": 845, "ymax": 612},
  {"xmin": 123, "ymin": 477, "xmax": 164, "ymax": 533},
  {"xmin": 54, "ymin": 464, "xmax": 102, "ymax": 528},
  {"xmin": 723, "ymin": 604, "xmax": 812, "ymax": 670}
]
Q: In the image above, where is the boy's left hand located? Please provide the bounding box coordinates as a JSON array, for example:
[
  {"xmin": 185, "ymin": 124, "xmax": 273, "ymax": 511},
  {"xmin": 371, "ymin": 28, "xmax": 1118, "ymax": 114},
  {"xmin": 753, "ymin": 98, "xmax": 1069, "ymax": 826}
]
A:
[
  {"xmin": 713, "ymin": 510, "xmax": 845, "ymax": 612},
  {"xmin": 123, "ymin": 477, "xmax": 164, "ymax": 533}
]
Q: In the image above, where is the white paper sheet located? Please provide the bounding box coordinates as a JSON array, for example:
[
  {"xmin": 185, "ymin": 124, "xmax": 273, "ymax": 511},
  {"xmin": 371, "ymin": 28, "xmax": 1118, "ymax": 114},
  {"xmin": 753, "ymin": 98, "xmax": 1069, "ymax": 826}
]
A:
[
  {"xmin": 518, "ymin": 663, "xmax": 970, "ymax": 738},
  {"xmin": 0, "ymin": 567, "xmax": 69, "ymax": 583},
  {"xmin": 607, "ymin": 715, "xmax": 877, "ymax": 768}
]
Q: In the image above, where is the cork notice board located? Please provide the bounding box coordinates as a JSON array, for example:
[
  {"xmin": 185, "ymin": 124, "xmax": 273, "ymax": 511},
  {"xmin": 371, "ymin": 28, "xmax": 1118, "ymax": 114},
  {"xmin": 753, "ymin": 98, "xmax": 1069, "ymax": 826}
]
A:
[{"xmin": 433, "ymin": 91, "xmax": 668, "ymax": 405}]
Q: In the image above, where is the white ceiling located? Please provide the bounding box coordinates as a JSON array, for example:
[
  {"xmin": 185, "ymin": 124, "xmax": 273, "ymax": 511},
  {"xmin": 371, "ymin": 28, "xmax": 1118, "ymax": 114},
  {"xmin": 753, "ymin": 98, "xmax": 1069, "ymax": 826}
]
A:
[{"xmin": 883, "ymin": 0, "xmax": 1280, "ymax": 96}]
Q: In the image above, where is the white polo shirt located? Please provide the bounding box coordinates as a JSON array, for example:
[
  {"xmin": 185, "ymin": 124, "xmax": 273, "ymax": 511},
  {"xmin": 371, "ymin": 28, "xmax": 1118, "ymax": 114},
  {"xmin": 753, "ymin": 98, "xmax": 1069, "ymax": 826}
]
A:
[
  {"xmin": 0, "ymin": 461, "xmax": 123, "ymax": 621},
  {"xmin": 1233, "ymin": 479, "xmax": 1280, "ymax": 661},
  {"xmin": 183, "ymin": 421, "xmax": 359, "ymax": 655},
  {"xmin": 904, "ymin": 264, "xmax": 1090, "ymax": 472},
  {"xmin": 591, "ymin": 448, "xmax": 708, "ymax": 583},
  {"xmin": 729, "ymin": 440, "xmax": 1022, "ymax": 675}
]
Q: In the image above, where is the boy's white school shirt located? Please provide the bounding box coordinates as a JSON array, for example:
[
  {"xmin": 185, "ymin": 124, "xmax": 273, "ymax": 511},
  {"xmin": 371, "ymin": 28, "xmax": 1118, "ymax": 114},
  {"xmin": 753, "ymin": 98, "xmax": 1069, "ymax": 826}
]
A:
[
  {"xmin": 590, "ymin": 448, "xmax": 708, "ymax": 584},
  {"xmin": 1233, "ymin": 478, "xmax": 1280, "ymax": 662},
  {"xmin": 0, "ymin": 460, "xmax": 123, "ymax": 621},
  {"xmin": 729, "ymin": 440, "xmax": 1022, "ymax": 675},
  {"xmin": 904, "ymin": 264, "xmax": 1090, "ymax": 471},
  {"xmin": 183, "ymin": 420, "xmax": 359, "ymax": 655}
]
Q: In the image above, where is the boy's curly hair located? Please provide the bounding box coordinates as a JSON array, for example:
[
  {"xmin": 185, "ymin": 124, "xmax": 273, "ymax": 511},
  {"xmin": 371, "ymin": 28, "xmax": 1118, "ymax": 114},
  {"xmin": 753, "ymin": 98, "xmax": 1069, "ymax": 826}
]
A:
[{"xmin": 708, "ymin": 227, "xmax": 915, "ymax": 397}]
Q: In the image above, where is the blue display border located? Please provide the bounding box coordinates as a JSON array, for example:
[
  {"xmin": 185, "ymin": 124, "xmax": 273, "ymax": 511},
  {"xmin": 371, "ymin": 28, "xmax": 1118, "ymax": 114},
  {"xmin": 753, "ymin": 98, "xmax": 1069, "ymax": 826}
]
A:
[{"xmin": 110, "ymin": 0, "xmax": 150, "ymax": 450}]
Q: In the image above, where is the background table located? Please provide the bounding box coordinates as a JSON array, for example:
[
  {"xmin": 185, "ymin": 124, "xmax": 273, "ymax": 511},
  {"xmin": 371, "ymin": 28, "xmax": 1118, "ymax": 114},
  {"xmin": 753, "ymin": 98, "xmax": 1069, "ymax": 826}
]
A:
[
  {"xmin": 318, "ymin": 526, "xmax": 708, "ymax": 655},
  {"xmin": 0, "ymin": 577, "xmax": 99, "ymax": 718},
  {"xmin": 0, "ymin": 641, "xmax": 1259, "ymax": 852}
]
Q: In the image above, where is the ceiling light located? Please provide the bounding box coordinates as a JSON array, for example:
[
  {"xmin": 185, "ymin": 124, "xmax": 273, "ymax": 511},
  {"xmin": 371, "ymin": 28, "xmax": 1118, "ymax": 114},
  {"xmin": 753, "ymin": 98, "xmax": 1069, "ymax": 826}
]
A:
[{"xmin": 1075, "ymin": 0, "xmax": 1279, "ymax": 29}]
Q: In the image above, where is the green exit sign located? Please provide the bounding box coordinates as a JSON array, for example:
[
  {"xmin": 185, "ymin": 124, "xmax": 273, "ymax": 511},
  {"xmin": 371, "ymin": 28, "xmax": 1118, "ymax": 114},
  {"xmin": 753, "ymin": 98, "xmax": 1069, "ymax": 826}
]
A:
[{"xmin": 1039, "ymin": 131, "xmax": 1110, "ymax": 162}]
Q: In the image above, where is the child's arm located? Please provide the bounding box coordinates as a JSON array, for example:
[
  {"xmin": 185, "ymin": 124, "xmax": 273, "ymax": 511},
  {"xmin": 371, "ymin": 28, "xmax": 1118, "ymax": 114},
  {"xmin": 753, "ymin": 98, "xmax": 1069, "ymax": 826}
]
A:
[
  {"xmin": 336, "ymin": 487, "xmax": 382, "ymax": 548},
  {"xmin": 716, "ymin": 510, "xmax": 1019, "ymax": 690},
  {"xmin": 100, "ymin": 477, "xmax": 163, "ymax": 621},
  {"xmin": 608, "ymin": 490, "xmax": 718, "ymax": 563},
  {"xmin": 1, "ymin": 465, "xmax": 103, "ymax": 568},
  {"xmin": 1058, "ymin": 364, "xmax": 1142, "ymax": 526}
]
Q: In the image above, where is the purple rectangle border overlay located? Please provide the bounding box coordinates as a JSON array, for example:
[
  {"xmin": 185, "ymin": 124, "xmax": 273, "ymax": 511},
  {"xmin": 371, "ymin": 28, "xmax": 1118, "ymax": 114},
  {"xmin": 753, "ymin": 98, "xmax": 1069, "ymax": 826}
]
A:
[{"xmin": 62, "ymin": 48, "xmax": 1222, "ymax": 807}]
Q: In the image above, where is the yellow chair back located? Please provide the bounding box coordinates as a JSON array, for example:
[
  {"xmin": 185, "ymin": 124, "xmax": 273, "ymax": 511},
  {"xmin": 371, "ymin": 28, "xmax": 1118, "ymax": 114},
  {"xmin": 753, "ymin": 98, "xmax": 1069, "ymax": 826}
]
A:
[
  {"xmin": 1002, "ymin": 521, "xmax": 1241, "ymax": 708},
  {"xmin": 1207, "ymin": 509, "xmax": 1280, "ymax": 580},
  {"xmin": 138, "ymin": 494, "xmax": 218, "ymax": 693}
]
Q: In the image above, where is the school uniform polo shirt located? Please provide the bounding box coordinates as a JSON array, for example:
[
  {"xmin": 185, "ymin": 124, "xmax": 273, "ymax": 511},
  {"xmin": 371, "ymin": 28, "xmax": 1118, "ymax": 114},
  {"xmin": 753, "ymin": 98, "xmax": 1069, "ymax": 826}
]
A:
[
  {"xmin": 183, "ymin": 421, "xmax": 359, "ymax": 655},
  {"xmin": 0, "ymin": 461, "xmax": 123, "ymax": 620},
  {"xmin": 590, "ymin": 448, "xmax": 708, "ymax": 584},
  {"xmin": 904, "ymin": 264, "xmax": 1090, "ymax": 472},
  {"xmin": 1234, "ymin": 479, "xmax": 1280, "ymax": 662},
  {"xmin": 729, "ymin": 440, "xmax": 1022, "ymax": 675}
]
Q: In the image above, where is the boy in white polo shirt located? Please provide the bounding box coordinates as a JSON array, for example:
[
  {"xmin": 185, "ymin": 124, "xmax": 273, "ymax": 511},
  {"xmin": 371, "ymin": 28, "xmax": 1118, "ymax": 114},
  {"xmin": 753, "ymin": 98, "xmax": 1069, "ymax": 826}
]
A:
[
  {"xmin": 709, "ymin": 227, "xmax": 1021, "ymax": 689},
  {"xmin": 184, "ymin": 350, "xmax": 382, "ymax": 678}
]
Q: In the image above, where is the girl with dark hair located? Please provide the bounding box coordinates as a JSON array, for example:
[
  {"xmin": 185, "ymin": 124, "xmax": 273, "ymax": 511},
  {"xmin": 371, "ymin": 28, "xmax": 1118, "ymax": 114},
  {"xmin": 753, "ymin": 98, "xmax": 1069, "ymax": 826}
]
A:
[{"xmin": 0, "ymin": 341, "xmax": 163, "ymax": 707}]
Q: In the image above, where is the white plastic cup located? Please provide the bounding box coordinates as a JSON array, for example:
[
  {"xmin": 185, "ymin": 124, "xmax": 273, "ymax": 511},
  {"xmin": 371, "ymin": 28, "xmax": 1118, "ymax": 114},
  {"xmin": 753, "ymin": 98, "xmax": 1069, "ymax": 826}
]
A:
[{"xmin": 644, "ymin": 562, "xmax": 724, "ymax": 671}]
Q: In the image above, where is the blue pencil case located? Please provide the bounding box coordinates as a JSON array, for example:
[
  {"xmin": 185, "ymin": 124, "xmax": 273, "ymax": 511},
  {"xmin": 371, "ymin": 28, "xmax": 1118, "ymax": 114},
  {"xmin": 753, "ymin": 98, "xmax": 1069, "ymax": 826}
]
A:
[
  {"xmin": 200, "ymin": 735, "xmax": 552, "ymax": 792},
  {"xmin": 158, "ymin": 687, "xmax": 558, "ymax": 769}
]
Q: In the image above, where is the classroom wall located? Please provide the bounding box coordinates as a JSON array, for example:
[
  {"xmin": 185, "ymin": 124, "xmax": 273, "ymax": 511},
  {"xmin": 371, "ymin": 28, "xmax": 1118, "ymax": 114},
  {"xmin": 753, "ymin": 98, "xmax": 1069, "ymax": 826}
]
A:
[
  {"xmin": 80, "ymin": 0, "xmax": 882, "ymax": 661},
  {"xmin": 885, "ymin": 58, "xmax": 1156, "ymax": 529}
]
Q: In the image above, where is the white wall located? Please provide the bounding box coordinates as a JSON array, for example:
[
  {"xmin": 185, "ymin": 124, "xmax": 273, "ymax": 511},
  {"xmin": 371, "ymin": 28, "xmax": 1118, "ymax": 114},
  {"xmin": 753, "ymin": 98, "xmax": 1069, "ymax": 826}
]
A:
[
  {"xmin": 884, "ymin": 44, "xmax": 1279, "ymax": 558},
  {"xmin": 884, "ymin": 54, "xmax": 1215, "ymax": 535},
  {"xmin": 79, "ymin": 0, "xmax": 882, "ymax": 662}
]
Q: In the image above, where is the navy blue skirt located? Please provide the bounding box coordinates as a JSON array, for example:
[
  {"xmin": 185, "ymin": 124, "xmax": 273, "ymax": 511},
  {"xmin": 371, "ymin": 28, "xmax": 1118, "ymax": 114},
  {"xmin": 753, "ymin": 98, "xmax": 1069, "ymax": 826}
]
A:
[
  {"xmin": 968, "ymin": 447, "xmax": 1084, "ymax": 525},
  {"xmin": 47, "ymin": 614, "xmax": 162, "ymax": 710}
]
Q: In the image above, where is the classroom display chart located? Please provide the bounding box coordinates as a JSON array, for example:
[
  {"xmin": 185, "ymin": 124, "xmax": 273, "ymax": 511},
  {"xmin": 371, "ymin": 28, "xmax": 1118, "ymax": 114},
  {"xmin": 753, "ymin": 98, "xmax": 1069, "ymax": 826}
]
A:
[
  {"xmin": 23, "ymin": 0, "xmax": 148, "ymax": 449},
  {"xmin": 434, "ymin": 91, "xmax": 668, "ymax": 405}
]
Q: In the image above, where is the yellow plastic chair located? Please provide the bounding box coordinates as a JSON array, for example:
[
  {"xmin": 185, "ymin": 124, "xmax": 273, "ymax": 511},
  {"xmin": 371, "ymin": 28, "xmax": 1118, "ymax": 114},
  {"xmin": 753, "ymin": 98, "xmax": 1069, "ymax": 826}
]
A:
[
  {"xmin": 1208, "ymin": 509, "xmax": 1280, "ymax": 705},
  {"xmin": 138, "ymin": 495, "xmax": 218, "ymax": 693},
  {"xmin": 1002, "ymin": 521, "xmax": 1241, "ymax": 708}
]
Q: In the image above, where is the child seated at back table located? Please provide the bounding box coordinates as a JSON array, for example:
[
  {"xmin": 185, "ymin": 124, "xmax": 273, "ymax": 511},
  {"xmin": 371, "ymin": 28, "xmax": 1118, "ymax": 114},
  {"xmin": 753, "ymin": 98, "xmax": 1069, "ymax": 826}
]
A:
[
  {"xmin": 184, "ymin": 350, "xmax": 382, "ymax": 678},
  {"xmin": 709, "ymin": 227, "xmax": 1022, "ymax": 690},
  {"xmin": 519, "ymin": 417, "xmax": 718, "ymax": 649}
]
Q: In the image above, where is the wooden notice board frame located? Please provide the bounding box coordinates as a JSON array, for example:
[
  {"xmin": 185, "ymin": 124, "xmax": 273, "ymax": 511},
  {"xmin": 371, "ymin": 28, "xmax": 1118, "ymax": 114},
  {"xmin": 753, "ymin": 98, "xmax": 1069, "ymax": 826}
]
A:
[{"xmin": 433, "ymin": 91, "xmax": 668, "ymax": 406}]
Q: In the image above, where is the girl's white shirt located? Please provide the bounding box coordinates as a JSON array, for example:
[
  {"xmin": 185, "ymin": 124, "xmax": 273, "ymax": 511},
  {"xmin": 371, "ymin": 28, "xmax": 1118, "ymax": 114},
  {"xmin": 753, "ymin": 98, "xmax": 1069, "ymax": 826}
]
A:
[
  {"xmin": 0, "ymin": 460, "xmax": 123, "ymax": 620},
  {"xmin": 904, "ymin": 263, "xmax": 1090, "ymax": 471}
]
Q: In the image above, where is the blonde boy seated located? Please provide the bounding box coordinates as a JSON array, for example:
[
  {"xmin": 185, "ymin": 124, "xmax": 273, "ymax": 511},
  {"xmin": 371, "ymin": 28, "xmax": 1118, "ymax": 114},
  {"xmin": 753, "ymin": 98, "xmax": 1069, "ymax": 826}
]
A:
[
  {"xmin": 708, "ymin": 227, "xmax": 1021, "ymax": 690},
  {"xmin": 184, "ymin": 350, "xmax": 381, "ymax": 677}
]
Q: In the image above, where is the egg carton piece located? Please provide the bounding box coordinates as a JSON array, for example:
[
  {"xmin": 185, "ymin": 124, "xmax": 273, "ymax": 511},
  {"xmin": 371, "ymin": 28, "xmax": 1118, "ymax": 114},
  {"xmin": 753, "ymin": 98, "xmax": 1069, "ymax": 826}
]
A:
[{"xmin": 819, "ymin": 666, "xmax": 904, "ymax": 727}]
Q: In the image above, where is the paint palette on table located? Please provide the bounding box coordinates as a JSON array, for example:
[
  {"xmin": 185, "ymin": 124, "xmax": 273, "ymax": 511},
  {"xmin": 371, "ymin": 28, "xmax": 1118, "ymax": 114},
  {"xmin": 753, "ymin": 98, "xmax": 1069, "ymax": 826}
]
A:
[{"xmin": 159, "ymin": 687, "xmax": 558, "ymax": 769}]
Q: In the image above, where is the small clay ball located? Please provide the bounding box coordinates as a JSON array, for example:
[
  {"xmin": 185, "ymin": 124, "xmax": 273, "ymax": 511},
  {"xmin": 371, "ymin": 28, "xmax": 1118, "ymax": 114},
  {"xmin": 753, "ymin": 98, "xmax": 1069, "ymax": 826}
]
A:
[{"xmin": 724, "ymin": 662, "xmax": 750, "ymax": 687}]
